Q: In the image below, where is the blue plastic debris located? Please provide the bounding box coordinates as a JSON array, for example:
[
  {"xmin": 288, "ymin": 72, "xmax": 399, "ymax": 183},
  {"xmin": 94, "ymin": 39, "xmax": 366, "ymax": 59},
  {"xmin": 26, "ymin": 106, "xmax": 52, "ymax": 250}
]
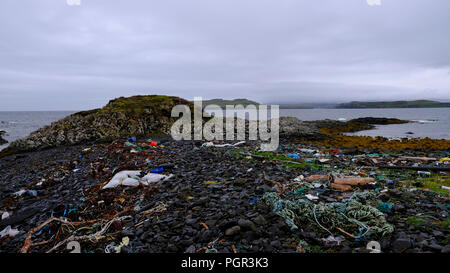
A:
[
  {"xmin": 287, "ymin": 153, "xmax": 299, "ymax": 159},
  {"xmin": 129, "ymin": 137, "xmax": 137, "ymax": 142},
  {"xmin": 377, "ymin": 202, "xmax": 393, "ymax": 213},
  {"xmin": 151, "ymin": 167, "xmax": 164, "ymax": 174},
  {"xmin": 354, "ymin": 227, "xmax": 369, "ymax": 242},
  {"xmin": 436, "ymin": 203, "xmax": 450, "ymax": 209},
  {"xmin": 248, "ymin": 198, "xmax": 259, "ymax": 204}
]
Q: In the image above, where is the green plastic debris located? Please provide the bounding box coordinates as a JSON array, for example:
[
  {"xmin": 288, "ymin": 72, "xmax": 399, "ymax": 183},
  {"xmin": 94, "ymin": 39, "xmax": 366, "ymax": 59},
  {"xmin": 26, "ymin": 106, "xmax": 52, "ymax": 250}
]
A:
[
  {"xmin": 124, "ymin": 141, "xmax": 137, "ymax": 147},
  {"xmin": 295, "ymin": 187, "xmax": 308, "ymax": 195}
]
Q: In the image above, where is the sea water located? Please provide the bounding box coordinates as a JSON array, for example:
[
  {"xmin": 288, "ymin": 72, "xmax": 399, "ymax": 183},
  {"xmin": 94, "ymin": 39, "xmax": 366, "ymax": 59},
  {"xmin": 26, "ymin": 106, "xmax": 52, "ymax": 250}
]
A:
[{"xmin": 0, "ymin": 108, "xmax": 449, "ymax": 151}]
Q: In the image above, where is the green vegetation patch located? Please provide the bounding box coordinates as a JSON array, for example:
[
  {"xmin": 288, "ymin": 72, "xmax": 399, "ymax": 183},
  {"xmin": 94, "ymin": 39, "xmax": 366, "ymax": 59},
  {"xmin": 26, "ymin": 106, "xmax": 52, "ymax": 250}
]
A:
[
  {"xmin": 403, "ymin": 175, "xmax": 450, "ymax": 197},
  {"xmin": 407, "ymin": 215, "xmax": 449, "ymax": 229},
  {"xmin": 231, "ymin": 148, "xmax": 321, "ymax": 171}
]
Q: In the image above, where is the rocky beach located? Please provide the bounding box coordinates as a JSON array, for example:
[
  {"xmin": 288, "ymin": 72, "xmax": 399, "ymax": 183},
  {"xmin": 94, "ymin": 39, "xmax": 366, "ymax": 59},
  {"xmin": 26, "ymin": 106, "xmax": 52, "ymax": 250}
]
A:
[{"xmin": 0, "ymin": 96, "xmax": 449, "ymax": 253}]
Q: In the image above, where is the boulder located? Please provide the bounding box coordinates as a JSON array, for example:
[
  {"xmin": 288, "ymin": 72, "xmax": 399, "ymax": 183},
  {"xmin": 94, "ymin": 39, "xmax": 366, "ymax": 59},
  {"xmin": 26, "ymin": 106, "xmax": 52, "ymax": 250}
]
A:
[{"xmin": 0, "ymin": 131, "xmax": 7, "ymax": 145}]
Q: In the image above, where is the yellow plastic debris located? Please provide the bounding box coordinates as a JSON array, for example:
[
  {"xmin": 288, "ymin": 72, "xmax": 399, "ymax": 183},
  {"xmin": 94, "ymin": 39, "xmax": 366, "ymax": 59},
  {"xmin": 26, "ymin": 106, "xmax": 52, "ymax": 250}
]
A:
[{"xmin": 114, "ymin": 236, "xmax": 130, "ymax": 252}]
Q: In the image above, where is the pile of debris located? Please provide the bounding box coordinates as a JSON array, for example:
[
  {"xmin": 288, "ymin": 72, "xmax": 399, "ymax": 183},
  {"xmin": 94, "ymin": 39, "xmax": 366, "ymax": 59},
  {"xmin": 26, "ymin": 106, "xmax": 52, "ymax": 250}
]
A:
[{"xmin": 0, "ymin": 136, "xmax": 448, "ymax": 253}]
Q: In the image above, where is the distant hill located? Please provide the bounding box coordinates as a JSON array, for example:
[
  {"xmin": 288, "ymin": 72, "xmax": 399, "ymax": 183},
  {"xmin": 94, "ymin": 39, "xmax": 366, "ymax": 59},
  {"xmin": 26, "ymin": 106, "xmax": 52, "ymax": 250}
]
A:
[
  {"xmin": 277, "ymin": 103, "xmax": 337, "ymax": 109},
  {"xmin": 202, "ymin": 98, "xmax": 260, "ymax": 107},
  {"xmin": 335, "ymin": 100, "xmax": 450, "ymax": 109},
  {"xmin": 202, "ymin": 100, "xmax": 338, "ymax": 109}
]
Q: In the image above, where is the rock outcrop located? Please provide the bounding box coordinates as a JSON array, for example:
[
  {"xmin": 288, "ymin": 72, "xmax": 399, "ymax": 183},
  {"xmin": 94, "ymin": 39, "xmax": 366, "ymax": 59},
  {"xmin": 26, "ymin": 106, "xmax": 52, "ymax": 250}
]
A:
[
  {"xmin": 276, "ymin": 117, "xmax": 325, "ymax": 139},
  {"xmin": 1, "ymin": 95, "xmax": 194, "ymax": 156},
  {"xmin": 0, "ymin": 131, "xmax": 7, "ymax": 145}
]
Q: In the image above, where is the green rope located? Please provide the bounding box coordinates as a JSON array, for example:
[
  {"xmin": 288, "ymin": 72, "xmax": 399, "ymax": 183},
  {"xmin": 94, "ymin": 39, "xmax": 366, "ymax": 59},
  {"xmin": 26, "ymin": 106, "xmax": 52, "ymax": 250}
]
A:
[
  {"xmin": 72, "ymin": 222, "xmax": 101, "ymax": 235},
  {"xmin": 262, "ymin": 191, "xmax": 394, "ymax": 237}
]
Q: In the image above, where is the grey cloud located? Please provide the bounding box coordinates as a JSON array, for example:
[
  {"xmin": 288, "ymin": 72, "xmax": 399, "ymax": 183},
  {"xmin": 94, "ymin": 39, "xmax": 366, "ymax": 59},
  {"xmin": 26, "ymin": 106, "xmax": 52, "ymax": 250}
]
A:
[{"xmin": 0, "ymin": 0, "xmax": 449, "ymax": 110}]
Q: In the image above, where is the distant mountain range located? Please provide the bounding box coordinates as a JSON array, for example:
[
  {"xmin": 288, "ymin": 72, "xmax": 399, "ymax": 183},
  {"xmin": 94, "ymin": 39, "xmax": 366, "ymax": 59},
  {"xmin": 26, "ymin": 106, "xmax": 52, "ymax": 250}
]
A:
[
  {"xmin": 276, "ymin": 103, "xmax": 337, "ymax": 109},
  {"xmin": 201, "ymin": 99, "xmax": 333, "ymax": 109},
  {"xmin": 200, "ymin": 99, "xmax": 450, "ymax": 109},
  {"xmin": 335, "ymin": 100, "xmax": 450, "ymax": 109},
  {"xmin": 201, "ymin": 98, "xmax": 260, "ymax": 107}
]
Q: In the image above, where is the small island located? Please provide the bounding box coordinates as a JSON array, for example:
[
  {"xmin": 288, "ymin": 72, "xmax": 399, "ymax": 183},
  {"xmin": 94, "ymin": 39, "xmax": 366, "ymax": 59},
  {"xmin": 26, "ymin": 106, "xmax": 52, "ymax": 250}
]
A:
[{"xmin": 202, "ymin": 98, "xmax": 259, "ymax": 107}]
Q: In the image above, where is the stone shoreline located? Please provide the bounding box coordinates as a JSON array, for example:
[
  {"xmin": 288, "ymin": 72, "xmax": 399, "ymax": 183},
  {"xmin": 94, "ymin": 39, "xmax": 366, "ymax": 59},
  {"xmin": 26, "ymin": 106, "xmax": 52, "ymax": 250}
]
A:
[{"xmin": 0, "ymin": 135, "xmax": 448, "ymax": 253}]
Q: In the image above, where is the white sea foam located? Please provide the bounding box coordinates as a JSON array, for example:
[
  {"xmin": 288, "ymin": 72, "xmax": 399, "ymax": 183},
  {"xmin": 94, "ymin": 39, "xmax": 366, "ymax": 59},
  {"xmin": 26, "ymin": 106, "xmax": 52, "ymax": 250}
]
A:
[{"xmin": 411, "ymin": 119, "xmax": 437, "ymax": 124}]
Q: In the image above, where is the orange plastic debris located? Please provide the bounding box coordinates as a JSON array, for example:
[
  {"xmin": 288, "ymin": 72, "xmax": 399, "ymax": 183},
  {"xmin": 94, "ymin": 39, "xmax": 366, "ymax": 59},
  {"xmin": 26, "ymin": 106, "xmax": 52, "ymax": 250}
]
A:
[
  {"xmin": 149, "ymin": 141, "xmax": 158, "ymax": 146},
  {"xmin": 333, "ymin": 177, "xmax": 374, "ymax": 186},
  {"xmin": 331, "ymin": 183, "xmax": 353, "ymax": 191},
  {"xmin": 199, "ymin": 222, "xmax": 209, "ymax": 230},
  {"xmin": 304, "ymin": 174, "xmax": 329, "ymax": 182}
]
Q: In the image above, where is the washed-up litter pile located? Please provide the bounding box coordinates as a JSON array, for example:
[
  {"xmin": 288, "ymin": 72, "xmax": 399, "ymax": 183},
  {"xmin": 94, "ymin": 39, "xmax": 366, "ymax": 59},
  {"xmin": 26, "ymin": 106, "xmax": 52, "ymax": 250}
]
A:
[
  {"xmin": 0, "ymin": 137, "xmax": 178, "ymax": 253},
  {"xmin": 102, "ymin": 170, "xmax": 173, "ymax": 189},
  {"xmin": 262, "ymin": 191, "xmax": 394, "ymax": 238},
  {"xmin": 0, "ymin": 135, "xmax": 448, "ymax": 253},
  {"xmin": 15, "ymin": 183, "xmax": 170, "ymax": 253},
  {"xmin": 267, "ymin": 145, "xmax": 450, "ymax": 172}
]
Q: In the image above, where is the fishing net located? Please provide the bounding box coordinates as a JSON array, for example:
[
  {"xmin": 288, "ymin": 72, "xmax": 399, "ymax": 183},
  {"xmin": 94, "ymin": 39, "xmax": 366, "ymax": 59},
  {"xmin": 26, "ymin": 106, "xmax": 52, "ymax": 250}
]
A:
[{"xmin": 262, "ymin": 191, "xmax": 394, "ymax": 237}]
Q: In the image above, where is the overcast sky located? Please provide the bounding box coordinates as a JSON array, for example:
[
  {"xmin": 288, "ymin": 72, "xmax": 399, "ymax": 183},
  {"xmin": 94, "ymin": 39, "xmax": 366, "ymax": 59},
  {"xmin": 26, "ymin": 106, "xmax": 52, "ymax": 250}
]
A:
[{"xmin": 1, "ymin": 0, "xmax": 449, "ymax": 110}]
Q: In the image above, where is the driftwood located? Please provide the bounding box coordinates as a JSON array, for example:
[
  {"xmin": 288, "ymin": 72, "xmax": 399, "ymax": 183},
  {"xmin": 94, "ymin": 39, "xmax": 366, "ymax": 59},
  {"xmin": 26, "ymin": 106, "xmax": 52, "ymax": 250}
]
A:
[
  {"xmin": 336, "ymin": 227, "xmax": 357, "ymax": 239},
  {"xmin": 19, "ymin": 217, "xmax": 98, "ymax": 253}
]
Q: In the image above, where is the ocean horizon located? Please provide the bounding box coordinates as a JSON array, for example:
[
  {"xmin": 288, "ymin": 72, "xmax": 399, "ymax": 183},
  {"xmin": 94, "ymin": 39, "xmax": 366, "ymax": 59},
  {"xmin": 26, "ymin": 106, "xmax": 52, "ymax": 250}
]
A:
[{"xmin": 1, "ymin": 107, "xmax": 449, "ymax": 150}]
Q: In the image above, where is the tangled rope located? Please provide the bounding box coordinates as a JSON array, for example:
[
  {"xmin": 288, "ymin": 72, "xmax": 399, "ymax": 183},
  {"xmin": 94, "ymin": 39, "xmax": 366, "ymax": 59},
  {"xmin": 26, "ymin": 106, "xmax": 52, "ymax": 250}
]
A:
[
  {"xmin": 45, "ymin": 215, "xmax": 133, "ymax": 253},
  {"xmin": 262, "ymin": 191, "xmax": 394, "ymax": 237}
]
